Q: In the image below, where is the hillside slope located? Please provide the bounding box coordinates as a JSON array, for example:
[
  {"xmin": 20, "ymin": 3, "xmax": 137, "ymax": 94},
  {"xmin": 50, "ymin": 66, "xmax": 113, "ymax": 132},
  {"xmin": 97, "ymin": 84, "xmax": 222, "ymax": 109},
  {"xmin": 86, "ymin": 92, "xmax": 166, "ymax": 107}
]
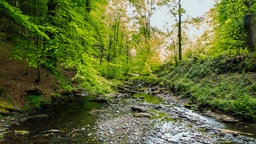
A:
[
  {"xmin": 159, "ymin": 54, "xmax": 256, "ymax": 122},
  {"xmin": 0, "ymin": 41, "xmax": 62, "ymax": 112}
]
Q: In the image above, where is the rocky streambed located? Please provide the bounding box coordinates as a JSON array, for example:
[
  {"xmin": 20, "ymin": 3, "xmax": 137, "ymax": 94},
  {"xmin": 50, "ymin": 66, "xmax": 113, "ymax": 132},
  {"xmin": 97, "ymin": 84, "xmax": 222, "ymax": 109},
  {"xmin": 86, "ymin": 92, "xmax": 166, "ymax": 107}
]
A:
[
  {"xmin": 95, "ymin": 91, "xmax": 256, "ymax": 144},
  {"xmin": 0, "ymin": 83, "xmax": 256, "ymax": 144}
]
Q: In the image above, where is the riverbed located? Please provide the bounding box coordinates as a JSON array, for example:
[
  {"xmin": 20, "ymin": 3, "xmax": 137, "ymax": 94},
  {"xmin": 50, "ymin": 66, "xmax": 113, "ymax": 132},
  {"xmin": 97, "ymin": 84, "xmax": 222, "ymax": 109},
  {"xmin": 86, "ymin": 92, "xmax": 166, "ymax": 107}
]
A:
[{"xmin": 1, "ymin": 85, "xmax": 256, "ymax": 144}]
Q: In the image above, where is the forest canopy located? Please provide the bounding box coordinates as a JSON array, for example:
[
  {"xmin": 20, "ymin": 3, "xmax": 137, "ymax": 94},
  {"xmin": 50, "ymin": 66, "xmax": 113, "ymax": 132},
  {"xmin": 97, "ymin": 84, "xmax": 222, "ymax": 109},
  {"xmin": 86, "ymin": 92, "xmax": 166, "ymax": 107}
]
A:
[{"xmin": 1, "ymin": 0, "xmax": 256, "ymax": 95}]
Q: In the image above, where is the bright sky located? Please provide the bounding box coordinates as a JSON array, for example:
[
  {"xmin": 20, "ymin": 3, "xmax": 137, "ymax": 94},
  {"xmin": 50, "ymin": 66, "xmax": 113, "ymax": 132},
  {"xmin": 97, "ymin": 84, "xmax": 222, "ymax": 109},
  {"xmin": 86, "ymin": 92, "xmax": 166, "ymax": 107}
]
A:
[
  {"xmin": 151, "ymin": 0, "xmax": 216, "ymax": 29},
  {"xmin": 151, "ymin": 0, "xmax": 216, "ymax": 62}
]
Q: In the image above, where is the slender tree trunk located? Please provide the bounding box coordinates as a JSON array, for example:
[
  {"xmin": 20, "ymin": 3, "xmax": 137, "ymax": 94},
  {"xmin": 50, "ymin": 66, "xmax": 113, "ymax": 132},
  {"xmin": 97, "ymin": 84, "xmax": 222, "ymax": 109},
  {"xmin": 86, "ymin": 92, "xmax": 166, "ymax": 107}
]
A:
[
  {"xmin": 100, "ymin": 44, "xmax": 104, "ymax": 64},
  {"xmin": 244, "ymin": 0, "xmax": 256, "ymax": 52},
  {"xmin": 178, "ymin": 0, "xmax": 182, "ymax": 60},
  {"xmin": 125, "ymin": 36, "xmax": 129, "ymax": 65},
  {"xmin": 107, "ymin": 34, "xmax": 113, "ymax": 62}
]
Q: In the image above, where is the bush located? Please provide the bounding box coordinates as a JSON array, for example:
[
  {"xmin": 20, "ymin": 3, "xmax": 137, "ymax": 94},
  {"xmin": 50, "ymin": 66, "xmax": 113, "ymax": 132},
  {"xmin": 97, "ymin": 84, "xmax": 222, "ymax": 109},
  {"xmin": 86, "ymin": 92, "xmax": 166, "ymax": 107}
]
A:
[{"xmin": 23, "ymin": 95, "xmax": 43, "ymax": 111}]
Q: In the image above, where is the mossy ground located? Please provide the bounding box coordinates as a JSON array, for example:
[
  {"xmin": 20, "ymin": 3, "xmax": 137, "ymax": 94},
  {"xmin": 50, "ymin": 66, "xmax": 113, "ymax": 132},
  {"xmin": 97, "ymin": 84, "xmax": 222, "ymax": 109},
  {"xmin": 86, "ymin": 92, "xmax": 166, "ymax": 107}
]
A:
[
  {"xmin": 159, "ymin": 53, "xmax": 256, "ymax": 123},
  {"xmin": 149, "ymin": 109, "xmax": 176, "ymax": 122},
  {"xmin": 134, "ymin": 93, "xmax": 164, "ymax": 105}
]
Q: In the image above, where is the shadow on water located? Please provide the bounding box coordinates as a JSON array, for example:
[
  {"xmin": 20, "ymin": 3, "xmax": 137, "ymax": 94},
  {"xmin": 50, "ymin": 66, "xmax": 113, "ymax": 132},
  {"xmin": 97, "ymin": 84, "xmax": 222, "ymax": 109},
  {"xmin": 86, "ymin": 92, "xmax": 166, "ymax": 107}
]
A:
[{"xmin": 2, "ymin": 95, "xmax": 104, "ymax": 144}]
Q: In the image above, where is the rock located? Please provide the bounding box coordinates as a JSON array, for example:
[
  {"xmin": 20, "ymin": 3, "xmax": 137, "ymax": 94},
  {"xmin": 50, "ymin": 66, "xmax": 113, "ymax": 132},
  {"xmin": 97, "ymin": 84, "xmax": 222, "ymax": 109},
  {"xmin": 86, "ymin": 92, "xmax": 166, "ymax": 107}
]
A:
[
  {"xmin": 91, "ymin": 96, "xmax": 108, "ymax": 103},
  {"xmin": 14, "ymin": 130, "xmax": 30, "ymax": 135},
  {"xmin": 182, "ymin": 133, "xmax": 188, "ymax": 137},
  {"xmin": 109, "ymin": 129, "xmax": 114, "ymax": 135},
  {"xmin": 32, "ymin": 114, "xmax": 49, "ymax": 119},
  {"xmin": 220, "ymin": 129, "xmax": 253, "ymax": 137},
  {"xmin": 131, "ymin": 106, "xmax": 148, "ymax": 112},
  {"xmin": 203, "ymin": 110, "xmax": 239, "ymax": 123},
  {"xmin": 0, "ymin": 108, "xmax": 10, "ymax": 115},
  {"xmin": 133, "ymin": 113, "xmax": 152, "ymax": 118},
  {"xmin": 0, "ymin": 102, "xmax": 15, "ymax": 111},
  {"xmin": 184, "ymin": 103, "xmax": 193, "ymax": 109},
  {"xmin": 89, "ymin": 110, "xmax": 104, "ymax": 115},
  {"xmin": 42, "ymin": 129, "xmax": 65, "ymax": 134},
  {"xmin": 219, "ymin": 115, "xmax": 240, "ymax": 123}
]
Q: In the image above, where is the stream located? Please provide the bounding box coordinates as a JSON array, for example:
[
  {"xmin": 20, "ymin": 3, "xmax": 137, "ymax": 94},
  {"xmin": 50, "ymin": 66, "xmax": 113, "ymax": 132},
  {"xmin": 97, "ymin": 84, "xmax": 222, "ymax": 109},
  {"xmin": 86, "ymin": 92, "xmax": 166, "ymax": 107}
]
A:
[{"xmin": 1, "ymin": 84, "xmax": 256, "ymax": 144}]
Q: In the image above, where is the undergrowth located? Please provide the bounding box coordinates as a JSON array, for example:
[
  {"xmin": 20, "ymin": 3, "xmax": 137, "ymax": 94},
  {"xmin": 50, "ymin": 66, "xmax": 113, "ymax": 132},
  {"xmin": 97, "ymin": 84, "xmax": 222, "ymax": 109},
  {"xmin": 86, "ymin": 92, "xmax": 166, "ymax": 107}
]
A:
[{"xmin": 160, "ymin": 53, "xmax": 256, "ymax": 122}]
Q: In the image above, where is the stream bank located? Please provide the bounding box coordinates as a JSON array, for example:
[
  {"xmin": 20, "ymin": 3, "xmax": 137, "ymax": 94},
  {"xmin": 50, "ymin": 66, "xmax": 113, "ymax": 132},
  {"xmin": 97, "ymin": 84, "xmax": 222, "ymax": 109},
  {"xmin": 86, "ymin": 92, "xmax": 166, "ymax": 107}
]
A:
[{"xmin": 0, "ymin": 82, "xmax": 256, "ymax": 143}]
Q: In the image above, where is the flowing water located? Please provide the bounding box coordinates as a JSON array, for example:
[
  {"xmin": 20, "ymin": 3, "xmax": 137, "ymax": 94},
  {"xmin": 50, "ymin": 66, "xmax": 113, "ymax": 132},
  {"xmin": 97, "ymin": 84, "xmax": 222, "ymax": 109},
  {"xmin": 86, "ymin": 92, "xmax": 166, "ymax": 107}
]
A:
[{"xmin": 1, "ymin": 92, "xmax": 256, "ymax": 144}]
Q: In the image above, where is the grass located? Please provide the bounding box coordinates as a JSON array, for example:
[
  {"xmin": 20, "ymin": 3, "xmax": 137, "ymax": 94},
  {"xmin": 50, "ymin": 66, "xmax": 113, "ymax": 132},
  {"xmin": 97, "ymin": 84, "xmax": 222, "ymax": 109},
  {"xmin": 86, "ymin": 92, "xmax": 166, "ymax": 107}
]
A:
[{"xmin": 160, "ymin": 53, "xmax": 256, "ymax": 122}]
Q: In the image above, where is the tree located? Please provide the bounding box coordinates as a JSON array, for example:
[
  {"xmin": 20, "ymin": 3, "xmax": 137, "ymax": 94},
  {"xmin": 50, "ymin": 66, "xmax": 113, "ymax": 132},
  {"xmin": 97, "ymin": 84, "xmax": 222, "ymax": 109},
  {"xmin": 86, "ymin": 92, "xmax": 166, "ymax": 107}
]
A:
[
  {"xmin": 0, "ymin": 0, "xmax": 114, "ymax": 94},
  {"xmin": 216, "ymin": 0, "xmax": 256, "ymax": 53},
  {"xmin": 244, "ymin": 0, "xmax": 256, "ymax": 52},
  {"xmin": 157, "ymin": 0, "xmax": 185, "ymax": 61},
  {"xmin": 178, "ymin": 0, "xmax": 182, "ymax": 60}
]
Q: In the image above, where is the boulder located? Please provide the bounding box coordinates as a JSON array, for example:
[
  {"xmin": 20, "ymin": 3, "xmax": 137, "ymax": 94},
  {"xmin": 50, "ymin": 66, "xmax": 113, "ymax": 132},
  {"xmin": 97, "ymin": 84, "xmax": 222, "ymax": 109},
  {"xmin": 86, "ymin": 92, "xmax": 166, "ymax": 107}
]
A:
[
  {"xmin": 0, "ymin": 108, "xmax": 10, "ymax": 115},
  {"xmin": 14, "ymin": 130, "xmax": 30, "ymax": 135},
  {"xmin": 131, "ymin": 106, "xmax": 148, "ymax": 112},
  {"xmin": 90, "ymin": 97, "xmax": 108, "ymax": 103},
  {"xmin": 133, "ymin": 113, "xmax": 152, "ymax": 118}
]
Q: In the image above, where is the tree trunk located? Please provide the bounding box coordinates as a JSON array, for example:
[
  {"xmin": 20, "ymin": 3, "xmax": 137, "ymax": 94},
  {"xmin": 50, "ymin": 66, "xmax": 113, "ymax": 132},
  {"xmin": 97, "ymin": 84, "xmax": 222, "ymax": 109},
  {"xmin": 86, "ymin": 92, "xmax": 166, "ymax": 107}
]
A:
[
  {"xmin": 244, "ymin": 14, "xmax": 256, "ymax": 52},
  {"xmin": 178, "ymin": 0, "xmax": 182, "ymax": 60}
]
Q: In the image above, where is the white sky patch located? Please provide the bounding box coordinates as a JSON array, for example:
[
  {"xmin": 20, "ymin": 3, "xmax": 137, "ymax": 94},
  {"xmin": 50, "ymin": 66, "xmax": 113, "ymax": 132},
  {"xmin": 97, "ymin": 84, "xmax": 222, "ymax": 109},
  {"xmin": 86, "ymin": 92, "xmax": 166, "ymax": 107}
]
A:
[
  {"xmin": 151, "ymin": 0, "xmax": 215, "ymax": 30},
  {"xmin": 150, "ymin": 0, "xmax": 216, "ymax": 62}
]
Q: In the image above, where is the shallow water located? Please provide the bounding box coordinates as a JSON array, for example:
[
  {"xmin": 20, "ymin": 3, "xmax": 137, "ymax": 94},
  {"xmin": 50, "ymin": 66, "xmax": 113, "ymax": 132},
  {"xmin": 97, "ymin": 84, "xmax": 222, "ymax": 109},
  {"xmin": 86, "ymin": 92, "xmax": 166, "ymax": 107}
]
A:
[
  {"xmin": 2, "ymin": 92, "xmax": 256, "ymax": 143},
  {"xmin": 2, "ymin": 95, "xmax": 103, "ymax": 144}
]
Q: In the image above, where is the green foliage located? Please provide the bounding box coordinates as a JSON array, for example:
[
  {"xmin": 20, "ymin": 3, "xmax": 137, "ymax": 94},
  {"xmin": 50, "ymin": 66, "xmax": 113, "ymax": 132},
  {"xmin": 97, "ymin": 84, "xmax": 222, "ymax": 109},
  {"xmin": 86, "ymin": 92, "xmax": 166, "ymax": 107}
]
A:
[
  {"xmin": 54, "ymin": 72, "xmax": 73, "ymax": 92},
  {"xmin": 0, "ymin": 0, "xmax": 49, "ymax": 39},
  {"xmin": 215, "ymin": 0, "xmax": 252, "ymax": 52},
  {"xmin": 161, "ymin": 53, "xmax": 256, "ymax": 122},
  {"xmin": 129, "ymin": 75, "xmax": 159, "ymax": 85},
  {"xmin": 24, "ymin": 95, "xmax": 42, "ymax": 110},
  {"xmin": 1, "ymin": 0, "xmax": 117, "ymax": 95},
  {"xmin": 99, "ymin": 57, "xmax": 129, "ymax": 80}
]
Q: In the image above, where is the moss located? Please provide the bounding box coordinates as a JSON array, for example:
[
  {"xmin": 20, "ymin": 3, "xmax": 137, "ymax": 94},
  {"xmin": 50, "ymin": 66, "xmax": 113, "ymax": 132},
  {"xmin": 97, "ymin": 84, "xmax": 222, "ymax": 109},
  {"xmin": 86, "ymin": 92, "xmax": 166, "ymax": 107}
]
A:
[
  {"xmin": 0, "ymin": 108, "xmax": 10, "ymax": 115},
  {"xmin": 149, "ymin": 109, "xmax": 175, "ymax": 122},
  {"xmin": 219, "ymin": 140, "xmax": 233, "ymax": 144},
  {"xmin": 134, "ymin": 93, "xmax": 164, "ymax": 105},
  {"xmin": 0, "ymin": 101, "xmax": 14, "ymax": 110}
]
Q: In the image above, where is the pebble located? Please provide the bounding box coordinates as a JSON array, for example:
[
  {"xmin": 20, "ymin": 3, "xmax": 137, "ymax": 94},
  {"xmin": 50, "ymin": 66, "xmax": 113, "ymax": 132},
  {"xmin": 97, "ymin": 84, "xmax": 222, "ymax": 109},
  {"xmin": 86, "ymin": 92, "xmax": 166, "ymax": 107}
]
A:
[
  {"xmin": 182, "ymin": 134, "xmax": 187, "ymax": 137},
  {"xmin": 93, "ymin": 90, "xmax": 256, "ymax": 144},
  {"xmin": 109, "ymin": 130, "xmax": 114, "ymax": 135}
]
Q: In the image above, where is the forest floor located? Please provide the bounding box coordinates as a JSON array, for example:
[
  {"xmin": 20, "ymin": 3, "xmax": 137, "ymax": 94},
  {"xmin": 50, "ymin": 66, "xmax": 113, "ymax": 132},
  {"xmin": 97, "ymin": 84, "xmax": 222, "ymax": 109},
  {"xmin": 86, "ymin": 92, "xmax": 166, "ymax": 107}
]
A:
[{"xmin": 0, "ymin": 40, "xmax": 61, "ymax": 113}]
